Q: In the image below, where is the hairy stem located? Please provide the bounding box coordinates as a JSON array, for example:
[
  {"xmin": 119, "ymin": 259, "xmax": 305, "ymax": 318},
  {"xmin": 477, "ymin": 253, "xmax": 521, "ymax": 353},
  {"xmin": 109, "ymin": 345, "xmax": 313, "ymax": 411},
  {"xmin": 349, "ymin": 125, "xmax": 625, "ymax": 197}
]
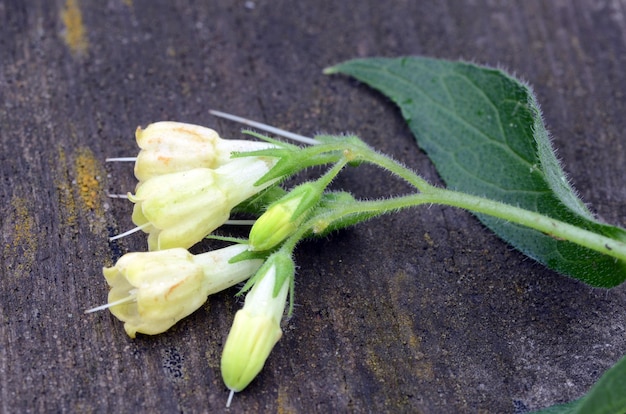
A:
[
  {"xmin": 417, "ymin": 187, "xmax": 626, "ymax": 263},
  {"xmin": 326, "ymin": 141, "xmax": 626, "ymax": 263}
]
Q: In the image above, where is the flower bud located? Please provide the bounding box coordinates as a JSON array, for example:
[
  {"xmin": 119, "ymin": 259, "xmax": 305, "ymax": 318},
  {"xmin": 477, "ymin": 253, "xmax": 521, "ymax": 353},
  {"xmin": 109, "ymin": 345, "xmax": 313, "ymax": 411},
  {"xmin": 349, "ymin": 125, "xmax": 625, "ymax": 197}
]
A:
[
  {"xmin": 249, "ymin": 183, "xmax": 321, "ymax": 251},
  {"xmin": 134, "ymin": 122, "xmax": 274, "ymax": 182},
  {"xmin": 130, "ymin": 157, "xmax": 280, "ymax": 250},
  {"xmin": 102, "ymin": 244, "xmax": 262, "ymax": 338},
  {"xmin": 221, "ymin": 253, "xmax": 293, "ymax": 393}
]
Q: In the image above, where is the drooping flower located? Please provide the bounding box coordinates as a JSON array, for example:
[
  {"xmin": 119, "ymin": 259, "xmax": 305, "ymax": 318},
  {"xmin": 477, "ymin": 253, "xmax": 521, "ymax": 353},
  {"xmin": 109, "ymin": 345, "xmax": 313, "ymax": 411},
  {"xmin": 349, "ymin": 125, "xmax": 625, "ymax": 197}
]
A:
[
  {"xmin": 134, "ymin": 121, "xmax": 274, "ymax": 182},
  {"xmin": 221, "ymin": 253, "xmax": 294, "ymax": 396},
  {"xmin": 100, "ymin": 244, "xmax": 263, "ymax": 338},
  {"xmin": 130, "ymin": 156, "xmax": 280, "ymax": 250}
]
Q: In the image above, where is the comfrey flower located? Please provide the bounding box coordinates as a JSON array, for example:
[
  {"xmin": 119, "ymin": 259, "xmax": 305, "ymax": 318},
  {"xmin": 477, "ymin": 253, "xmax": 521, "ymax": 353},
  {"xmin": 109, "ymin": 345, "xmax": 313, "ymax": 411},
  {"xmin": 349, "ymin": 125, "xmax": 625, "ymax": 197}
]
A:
[
  {"xmin": 221, "ymin": 253, "xmax": 293, "ymax": 404},
  {"xmin": 130, "ymin": 156, "xmax": 279, "ymax": 250},
  {"xmin": 134, "ymin": 121, "xmax": 274, "ymax": 182},
  {"xmin": 92, "ymin": 244, "xmax": 263, "ymax": 338}
]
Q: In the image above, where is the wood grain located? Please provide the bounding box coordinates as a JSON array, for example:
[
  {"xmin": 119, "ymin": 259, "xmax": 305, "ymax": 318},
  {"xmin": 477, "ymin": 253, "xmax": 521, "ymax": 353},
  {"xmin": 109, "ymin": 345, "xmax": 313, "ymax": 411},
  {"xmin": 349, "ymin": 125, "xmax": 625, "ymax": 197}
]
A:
[{"xmin": 2, "ymin": 1, "xmax": 626, "ymax": 412}]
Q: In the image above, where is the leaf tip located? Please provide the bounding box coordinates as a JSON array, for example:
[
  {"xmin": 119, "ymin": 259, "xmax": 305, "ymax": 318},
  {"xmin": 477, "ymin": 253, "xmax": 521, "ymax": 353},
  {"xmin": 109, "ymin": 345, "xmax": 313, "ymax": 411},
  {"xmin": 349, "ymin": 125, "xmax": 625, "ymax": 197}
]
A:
[{"xmin": 322, "ymin": 66, "xmax": 340, "ymax": 75}]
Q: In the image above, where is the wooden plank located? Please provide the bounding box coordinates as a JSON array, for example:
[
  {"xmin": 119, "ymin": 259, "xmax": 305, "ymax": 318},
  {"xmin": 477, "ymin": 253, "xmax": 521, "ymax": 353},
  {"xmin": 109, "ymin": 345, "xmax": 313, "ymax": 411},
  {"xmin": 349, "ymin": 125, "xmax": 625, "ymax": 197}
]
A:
[{"xmin": 1, "ymin": 0, "xmax": 626, "ymax": 412}]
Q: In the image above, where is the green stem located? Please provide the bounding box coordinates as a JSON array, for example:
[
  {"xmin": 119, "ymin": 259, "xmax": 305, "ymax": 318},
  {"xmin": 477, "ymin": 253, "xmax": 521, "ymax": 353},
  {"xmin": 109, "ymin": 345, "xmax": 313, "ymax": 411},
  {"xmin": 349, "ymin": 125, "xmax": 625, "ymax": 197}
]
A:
[
  {"xmin": 317, "ymin": 158, "xmax": 349, "ymax": 189},
  {"xmin": 353, "ymin": 144, "xmax": 431, "ymax": 190},
  {"xmin": 312, "ymin": 189, "xmax": 626, "ymax": 263},
  {"xmin": 345, "ymin": 142, "xmax": 626, "ymax": 262},
  {"xmin": 417, "ymin": 187, "xmax": 626, "ymax": 262}
]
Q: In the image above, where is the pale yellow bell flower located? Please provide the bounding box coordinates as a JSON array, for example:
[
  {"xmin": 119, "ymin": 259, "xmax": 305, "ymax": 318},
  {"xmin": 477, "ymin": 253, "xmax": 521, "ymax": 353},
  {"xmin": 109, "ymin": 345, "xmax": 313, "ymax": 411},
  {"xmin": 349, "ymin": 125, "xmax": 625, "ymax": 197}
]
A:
[
  {"xmin": 98, "ymin": 244, "xmax": 262, "ymax": 338},
  {"xmin": 130, "ymin": 156, "xmax": 279, "ymax": 250},
  {"xmin": 134, "ymin": 121, "xmax": 274, "ymax": 182}
]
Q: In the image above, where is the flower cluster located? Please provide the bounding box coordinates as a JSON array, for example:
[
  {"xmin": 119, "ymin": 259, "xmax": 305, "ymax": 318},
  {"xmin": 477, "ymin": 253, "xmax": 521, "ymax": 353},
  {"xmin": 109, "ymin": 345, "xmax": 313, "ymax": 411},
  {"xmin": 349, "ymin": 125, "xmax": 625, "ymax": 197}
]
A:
[
  {"xmin": 130, "ymin": 122, "xmax": 280, "ymax": 250},
  {"xmin": 91, "ymin": 120, "xmax": 349, "ymax": 405}
]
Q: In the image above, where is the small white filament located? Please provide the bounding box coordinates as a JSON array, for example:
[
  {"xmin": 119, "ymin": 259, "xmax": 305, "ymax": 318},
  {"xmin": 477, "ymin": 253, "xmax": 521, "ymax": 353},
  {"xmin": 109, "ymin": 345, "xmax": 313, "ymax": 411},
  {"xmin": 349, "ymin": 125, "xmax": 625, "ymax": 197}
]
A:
[
  {"xmin": 107, "ymin": 193, "xmax": 129, "ymax": 199},
  {"xmin": 84, "ymin": 294, "xmax": 136, "ymax": 314},
  {"xmin": 226, "ymin": 389, "xmax": 235, "ymax": 408},
  {"xmin": 224, "ymin": 219, "xmax": 257, "ymax": 226},
  {"xmin": 106, "ymin": 157, "xmax": 137, "ymax": 162},
  {"xmin": 209, "ymin": 109, "xmax": 320, "ymax": 146},
  {"xmin": 109, "ymin": 223, "xmax": 149, "ymax": 242}
]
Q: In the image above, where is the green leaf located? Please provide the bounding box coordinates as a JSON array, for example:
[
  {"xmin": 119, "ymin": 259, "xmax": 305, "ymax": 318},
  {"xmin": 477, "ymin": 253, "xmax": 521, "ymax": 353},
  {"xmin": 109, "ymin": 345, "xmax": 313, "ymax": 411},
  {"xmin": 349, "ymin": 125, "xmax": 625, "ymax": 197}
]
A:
[
  {"xmin": 326, "ymin": 57, "xmax": 626, "ymax": 287},
  {"xmin": 531, "ymin": 354, "xmax": 626, "ymax": 414}
]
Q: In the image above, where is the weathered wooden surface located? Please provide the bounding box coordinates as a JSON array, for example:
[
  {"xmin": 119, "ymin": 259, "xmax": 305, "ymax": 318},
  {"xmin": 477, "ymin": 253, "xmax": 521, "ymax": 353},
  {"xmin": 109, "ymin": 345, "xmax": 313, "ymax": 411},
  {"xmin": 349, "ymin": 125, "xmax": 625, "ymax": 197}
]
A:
[{"xmin": 2, "ymin": 1, "xmax": 626, "ymax": 412}]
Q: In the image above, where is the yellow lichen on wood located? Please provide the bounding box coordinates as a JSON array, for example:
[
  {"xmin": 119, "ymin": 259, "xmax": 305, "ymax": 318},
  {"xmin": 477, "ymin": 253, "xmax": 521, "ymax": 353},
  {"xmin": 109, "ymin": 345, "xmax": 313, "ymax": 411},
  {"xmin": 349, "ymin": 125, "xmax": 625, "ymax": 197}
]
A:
[
  {"xmin": 7, "ymin": 197, "xmax": 37, "ymax": 255},
  {"xmin": 3, "ymin": 196, "xmax": 38, "ymax": 279},
  {"xmin": 61, "ymin": 0, "xmax": 89, "ymax": 54},
  {"xmin": 276, "ymin": 383, "xmax": 297, "ymax": 414},
  {"xmin": 388, "ymin": 270, "xmax": 435, "ymax": 381},
  {"xmin": 75, "ymin": 147, "xmax": 103, "ymax": 213}
]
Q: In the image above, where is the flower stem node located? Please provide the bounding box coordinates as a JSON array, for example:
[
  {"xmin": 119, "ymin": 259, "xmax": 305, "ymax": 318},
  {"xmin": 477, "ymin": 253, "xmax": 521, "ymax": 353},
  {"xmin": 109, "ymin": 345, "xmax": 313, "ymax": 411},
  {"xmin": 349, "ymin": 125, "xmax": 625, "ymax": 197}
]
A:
[
  {"xmin": 130, "ymin": 157, "xmax": 279, "ymax": 250},
  {"xmin": 249, "ymin": 182, "xmax": 322, "ymax": 251},
  {"xmin": 221, "ymin": 252, "xmax": 294, "ymax": 393},
  {"xmin": 134, "ymin": 121, "xmax": 274, "ymax": 182},
  {"xmin": 102, "ymin": 244, "xmax": 263, "ymax": 338}
]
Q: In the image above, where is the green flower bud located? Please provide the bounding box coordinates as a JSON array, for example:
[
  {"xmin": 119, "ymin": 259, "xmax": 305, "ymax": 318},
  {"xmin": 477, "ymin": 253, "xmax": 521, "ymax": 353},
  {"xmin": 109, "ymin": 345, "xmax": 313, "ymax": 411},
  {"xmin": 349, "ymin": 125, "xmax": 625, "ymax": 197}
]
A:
[
  {"xmin": 100, "ymin": 244, "xmax": 263, "ymax": 338},
  {"xmin": 249, "ymin": 183, "xmax": 321, "ymax": 251},
  {"xmin": 221, "ymin": 253, "xmax": 293, "ymax": 394}
]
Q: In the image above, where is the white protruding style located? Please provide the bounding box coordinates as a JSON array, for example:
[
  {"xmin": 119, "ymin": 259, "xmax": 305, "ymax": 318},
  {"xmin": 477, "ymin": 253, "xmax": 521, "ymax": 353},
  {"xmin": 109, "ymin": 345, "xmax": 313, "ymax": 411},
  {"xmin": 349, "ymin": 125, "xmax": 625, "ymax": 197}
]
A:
[
  {"xmin": 209, "ymin": 109, "xmax": 321, "ymax": 146},
  {"xmin": 226, "ymin": 389, "xmax": 235, "ymax": 408},
  {"xmin": 84, "ymin": 292, "xmax": 137, "ymax": 314},
  {"xmin": 107, "ymin": 193, "xmax": 129, "ymax": 199},
  {"xmin": 106, "ymin": 157, "xmax": 137, "ymax": 162},
  {"xmin": 109, "ymin": 223, "xmax": 149, "ymax": 242}
]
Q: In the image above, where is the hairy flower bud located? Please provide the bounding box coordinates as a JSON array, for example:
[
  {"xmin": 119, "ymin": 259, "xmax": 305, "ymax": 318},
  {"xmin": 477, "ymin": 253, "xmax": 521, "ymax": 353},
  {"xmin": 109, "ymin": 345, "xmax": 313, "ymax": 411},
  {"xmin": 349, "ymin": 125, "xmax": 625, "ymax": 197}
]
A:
[
  {"xmin": 102, "ymin": 244, "xmax": 262, "ymax": 338},
  {"xmin": 134, "ymin": 121, "xmax": 274, "ymax": 182},
  {"xmin": 221, "ymin": 253, "xmax": 294, "ymax": 394},
  {"xmin": 249, "ymin": 183, "xmax": 321, "ymax": 251}
]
